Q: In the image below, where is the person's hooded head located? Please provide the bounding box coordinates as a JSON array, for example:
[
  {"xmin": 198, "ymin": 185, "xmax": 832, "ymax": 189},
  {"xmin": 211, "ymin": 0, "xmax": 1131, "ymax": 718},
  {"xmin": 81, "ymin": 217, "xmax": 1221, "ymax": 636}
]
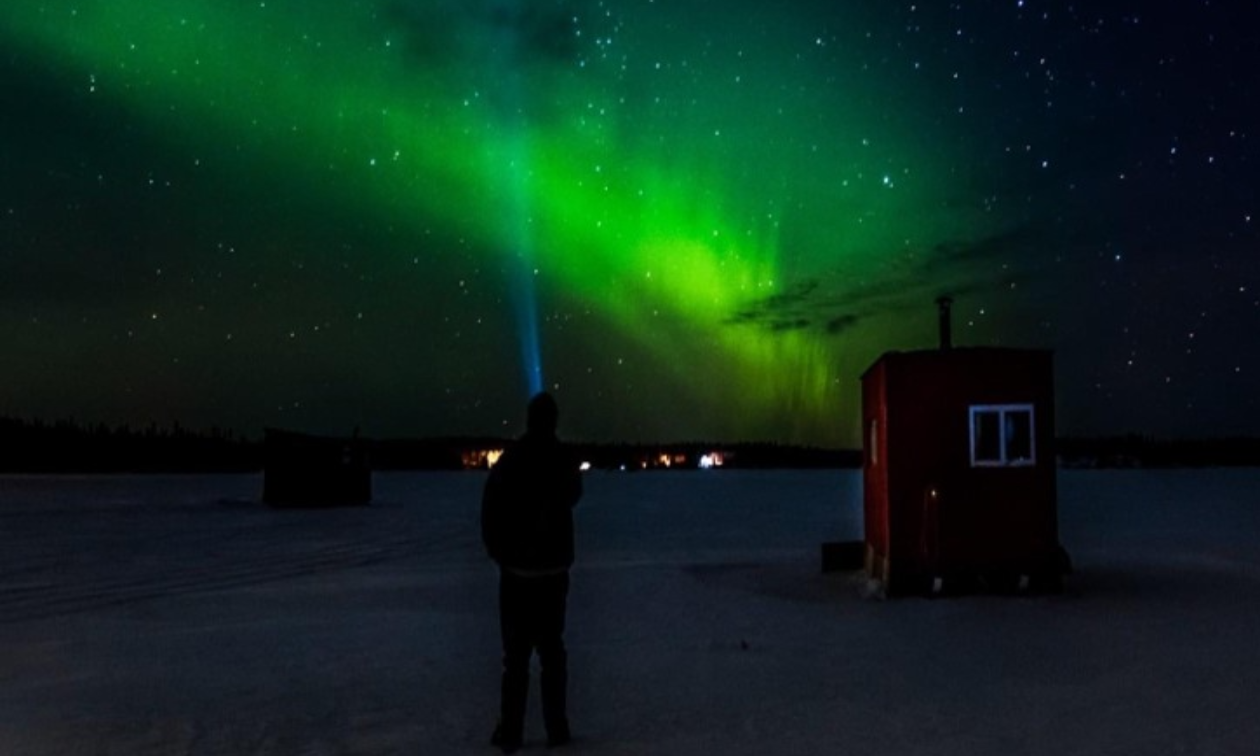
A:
[{"xmin": 526, "ymin": 392, "xmax": 559, "ymax": 437}]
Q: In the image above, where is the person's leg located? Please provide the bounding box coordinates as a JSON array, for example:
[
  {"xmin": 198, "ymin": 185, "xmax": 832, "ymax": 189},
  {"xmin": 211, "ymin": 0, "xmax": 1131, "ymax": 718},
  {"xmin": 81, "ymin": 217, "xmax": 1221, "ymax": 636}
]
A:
[
  {"xmin": 536, "ymin": 572, "xmax": 571, "ymax": 744},
  {"xmin": 496, "ymin": 571, "xmax": 531, "ymax": 750}
]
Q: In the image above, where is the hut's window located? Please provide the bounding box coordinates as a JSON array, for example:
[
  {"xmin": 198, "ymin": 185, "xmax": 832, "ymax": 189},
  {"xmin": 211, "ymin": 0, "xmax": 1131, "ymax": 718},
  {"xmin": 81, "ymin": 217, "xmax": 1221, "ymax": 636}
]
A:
[{"xmin": 969, "ymin": 404, "xmax": 1036, "ymax": 467}]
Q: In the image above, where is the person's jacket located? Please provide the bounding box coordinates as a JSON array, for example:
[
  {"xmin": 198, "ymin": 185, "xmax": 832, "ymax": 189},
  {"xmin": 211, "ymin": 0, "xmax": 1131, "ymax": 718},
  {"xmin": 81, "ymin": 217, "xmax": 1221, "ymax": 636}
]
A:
[{"xmin": 480, "ymin": 431, "xmax": 582, "ymax": 573}]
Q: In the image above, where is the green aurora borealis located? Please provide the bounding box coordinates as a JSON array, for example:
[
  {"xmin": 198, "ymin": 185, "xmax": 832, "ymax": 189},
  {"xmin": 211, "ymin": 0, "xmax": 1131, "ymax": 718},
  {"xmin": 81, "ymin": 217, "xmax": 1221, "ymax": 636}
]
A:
[{"xmin": 4, "ymin": 2, "xmax": 1257, "ymax": 444}]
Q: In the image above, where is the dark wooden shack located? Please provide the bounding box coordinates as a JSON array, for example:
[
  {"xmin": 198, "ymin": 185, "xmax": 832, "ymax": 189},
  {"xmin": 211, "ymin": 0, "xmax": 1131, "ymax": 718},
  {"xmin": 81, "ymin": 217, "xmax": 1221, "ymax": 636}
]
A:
[
  {"xmin": 263, "ymin": 428, "xmax": 371, "ymax": 507},
  {"xmin": 861, "ymin": 344, "xmax": 1067, "ymax": 595}
]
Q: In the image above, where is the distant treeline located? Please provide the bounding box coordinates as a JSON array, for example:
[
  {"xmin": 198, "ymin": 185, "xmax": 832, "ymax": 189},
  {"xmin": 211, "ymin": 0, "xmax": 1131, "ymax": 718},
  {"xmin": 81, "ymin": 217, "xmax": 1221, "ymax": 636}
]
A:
[
  {"xmin": 1058, "ymin": 435, "xmax": 1260, "ymax": 468},
  {"xmin": 371, "ymin": 438, "xmax": 859, "ymax": 470},
  {"xmin": 0, "ymin": 417, "xmax": 259, "ymax": 473},
  {"xmin": 0, "ymin": 417, "xmax": 856, "ymax": 473},
  {"xmin": 579, "ymin": 442, "xmax": 859, "ymax": 470},
  {"xmin": 3, "ymin": 417, "xmax": 1257, "ymax": 472}
]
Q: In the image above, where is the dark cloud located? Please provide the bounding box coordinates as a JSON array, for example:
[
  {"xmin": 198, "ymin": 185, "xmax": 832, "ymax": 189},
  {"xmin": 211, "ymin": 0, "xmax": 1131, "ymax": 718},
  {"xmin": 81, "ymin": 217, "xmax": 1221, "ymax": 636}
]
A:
[
  {"xmin": 768, "ymin": 318, "xmax": 812, "ymax": 332},
  {"xmin": 726, "ymin": 280, "xmax": 824, "ymax": 333},
  {"xmin": 751, "ymin": 280, "xmax": 819, "ymax": 311},
  {"xmin": 726, "ymin": 277, "xmax": 858, "ymax": 337},
  {"xmin": 922, "ymin": 226, "xmax": 1039, "ymax": 274},
  {"xmin": 824, "ymin": 314, "xmax": 860, "ymax": 335},
  {"xmin": 843, "ymin": 225, "xmax": 1051, "ymax": 313},
  {"xmin": 724, "ymin": 226, "xmax": 1051, "ymax": 337}
]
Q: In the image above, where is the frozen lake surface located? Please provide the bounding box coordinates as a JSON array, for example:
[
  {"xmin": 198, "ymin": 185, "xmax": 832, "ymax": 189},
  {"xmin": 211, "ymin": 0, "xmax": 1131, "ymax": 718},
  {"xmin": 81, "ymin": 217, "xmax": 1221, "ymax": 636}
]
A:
[{"xmin": 2, "ymin": 470, "xmax": 1259, "ymax": 755}]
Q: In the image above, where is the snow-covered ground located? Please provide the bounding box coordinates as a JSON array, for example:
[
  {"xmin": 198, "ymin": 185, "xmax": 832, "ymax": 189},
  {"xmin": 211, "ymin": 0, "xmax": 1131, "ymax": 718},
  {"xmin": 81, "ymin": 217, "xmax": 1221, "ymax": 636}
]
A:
[{"xmin": 2, "ymin": 469, "xmax": 1259, "ymax": 755}]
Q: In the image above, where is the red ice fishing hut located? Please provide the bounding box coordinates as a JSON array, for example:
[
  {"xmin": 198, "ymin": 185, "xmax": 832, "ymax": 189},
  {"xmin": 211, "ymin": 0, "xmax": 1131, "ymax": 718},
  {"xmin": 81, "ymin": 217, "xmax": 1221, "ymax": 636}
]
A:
[{"xmin": 861, "ymin": 298, "xmax": 1068, "ymax": 595}]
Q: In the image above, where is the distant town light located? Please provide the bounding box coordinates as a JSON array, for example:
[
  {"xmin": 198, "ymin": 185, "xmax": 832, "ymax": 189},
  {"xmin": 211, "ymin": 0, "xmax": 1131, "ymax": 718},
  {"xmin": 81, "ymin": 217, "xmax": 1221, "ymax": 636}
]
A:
[
  {"xmin": 698, "ymin": 452, "xmax": 725, "ymax": 469},
  {"xmin": 461, "ymin": 448, "xmax": 505, "ymax": 469},
  {"xmin": 580, "ymin": 461, "xmax": 592, "ymax": 472}
]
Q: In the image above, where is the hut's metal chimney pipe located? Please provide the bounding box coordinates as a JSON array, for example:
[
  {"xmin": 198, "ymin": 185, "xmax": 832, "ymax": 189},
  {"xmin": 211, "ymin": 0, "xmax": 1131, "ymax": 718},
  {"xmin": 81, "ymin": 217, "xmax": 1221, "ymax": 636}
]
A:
[{"xmin": 936, "ymin": 295, "xmax": 954, "ymax": 350}]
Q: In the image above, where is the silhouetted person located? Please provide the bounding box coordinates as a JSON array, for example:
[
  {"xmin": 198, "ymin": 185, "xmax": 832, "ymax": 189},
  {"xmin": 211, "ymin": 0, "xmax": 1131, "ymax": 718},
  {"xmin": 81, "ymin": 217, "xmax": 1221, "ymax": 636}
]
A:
[{"xmin": 482, "ymin": 392, "xmax": 582, "ymax": 753}]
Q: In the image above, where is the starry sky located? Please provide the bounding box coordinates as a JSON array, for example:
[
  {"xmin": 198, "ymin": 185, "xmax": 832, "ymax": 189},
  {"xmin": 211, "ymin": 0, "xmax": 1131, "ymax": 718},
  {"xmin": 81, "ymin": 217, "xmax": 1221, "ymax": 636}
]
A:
[{"xmin": 1, "ymin": 1, "xmax": 1257, "ymax": 447}]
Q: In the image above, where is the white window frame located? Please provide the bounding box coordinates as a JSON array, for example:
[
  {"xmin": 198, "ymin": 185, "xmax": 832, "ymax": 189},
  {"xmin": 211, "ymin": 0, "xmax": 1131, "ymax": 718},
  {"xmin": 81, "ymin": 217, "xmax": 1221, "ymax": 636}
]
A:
[{"xmin": 969, "ymin": 404, "xmax": 1036, "ymax": 467}]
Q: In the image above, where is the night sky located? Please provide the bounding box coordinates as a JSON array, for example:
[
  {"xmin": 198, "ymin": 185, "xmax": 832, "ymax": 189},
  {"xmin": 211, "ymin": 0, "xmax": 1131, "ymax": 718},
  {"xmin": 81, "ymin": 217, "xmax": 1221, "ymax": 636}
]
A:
[{"xmin": 2, "ymin": 1, "xmax": 1257, "ymax": 447}]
